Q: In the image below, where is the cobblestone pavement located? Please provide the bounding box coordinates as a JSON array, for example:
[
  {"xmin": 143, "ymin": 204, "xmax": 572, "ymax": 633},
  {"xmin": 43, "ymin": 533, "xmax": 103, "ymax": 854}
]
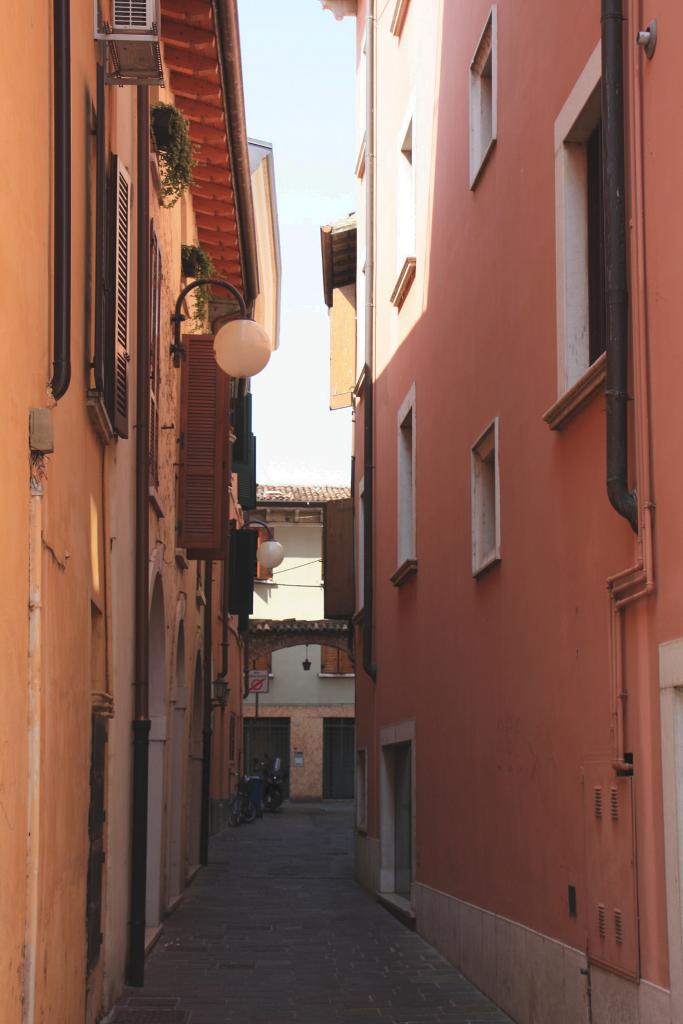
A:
[{"xmin": 112, "ymin": 802, "xmax": 512, "ymax": 1024}]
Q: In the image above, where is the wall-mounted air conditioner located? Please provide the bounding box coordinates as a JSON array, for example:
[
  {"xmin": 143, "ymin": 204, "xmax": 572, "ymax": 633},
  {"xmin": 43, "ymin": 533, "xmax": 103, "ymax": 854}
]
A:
[{"xmin": 94, "ymin": 0, "xmax": 164, "ymax": 86}]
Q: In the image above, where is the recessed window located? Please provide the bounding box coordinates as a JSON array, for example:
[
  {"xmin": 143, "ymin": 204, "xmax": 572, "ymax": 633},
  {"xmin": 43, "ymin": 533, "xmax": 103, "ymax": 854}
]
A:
[
  {"xmin": 397, "ymin": 115, "xmax": 415, "ymax": 267},
  {"xmin": 469, "ymin": 6, "xmax": 498, "ymax": 188},
  {"xmin": 397, "ymin": 385, "xmax": 416, "ymax": 571},
  {"xmin": 320, "ymin": 645, "xmax": 354, "ymax": 676},
  {"xmin": 471, "ymin": 419, "xmax": 500, "ymax": 576},
  {"xmin": 554, "ymin": 44, "xmax": 606, "ymax": 395}
]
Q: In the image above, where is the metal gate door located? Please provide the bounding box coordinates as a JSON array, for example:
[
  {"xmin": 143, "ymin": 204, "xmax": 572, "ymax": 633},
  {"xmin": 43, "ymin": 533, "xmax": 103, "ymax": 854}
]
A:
[
  {"xmin": 323, "ymin": 718, "xmax": 355, "ymax": 799},
  {"xmin": 243, "ymin": 718, "xmax": 291, "ymax": 797}
]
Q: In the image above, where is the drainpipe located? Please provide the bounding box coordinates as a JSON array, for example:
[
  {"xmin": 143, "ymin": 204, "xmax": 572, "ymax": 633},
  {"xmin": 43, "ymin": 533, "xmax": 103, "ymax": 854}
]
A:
[
  {"xmin": 51, "ymin": 0, "xmax": 71, "ymax": 399},
  {"xmin": 199, "ymin": 561, "xmax": 213, "ymax": 866},
  {"xmin": 362, "ymin": 0, "xmax": 377, "ymax": 681},
  {"xmin": 601, "ymin": 0, "xmax": 638, "ymax": 532},
  {"xmin": 128, "ymin": 86, "xmax": 151, "ymax": 988}
]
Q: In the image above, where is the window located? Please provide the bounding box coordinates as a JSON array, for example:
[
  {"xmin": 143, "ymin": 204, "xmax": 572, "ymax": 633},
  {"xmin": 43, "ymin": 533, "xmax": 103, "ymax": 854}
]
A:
[
  {"xmin": 320, "ymin": 645, "xmax": 354, "ymax": 676},
  {"xmin": 395, "ymin": 384, "xmax": 416, "ymax": 578},
  {"xmin": 469, "ymin": 6, "xmax": 498, "ymax": 188},
  {"xmin": 356, "ymin": 748, "xmax": 368, "ymax": 831},
  {"xmin": 149, "ymin": 224, "xmax": 161, "ymax": 486},
  {"xmin": 106, "ymin": 155, "xmax": 131, "ymax": 438},
  {"xmin": 471, "ymin": 419, "xmax": 500, "ymax": 576},
  {"xmin": 552, "ymin": 43, "xmax": 606, "ymax": 404},
  {"xmin": 392, "ymin": 112, "xmax": 417, "ymax": 309}
]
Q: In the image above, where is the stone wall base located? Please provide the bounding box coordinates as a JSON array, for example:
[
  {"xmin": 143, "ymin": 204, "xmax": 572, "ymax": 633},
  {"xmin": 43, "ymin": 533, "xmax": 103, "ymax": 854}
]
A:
[{"xmin": 414, "ymin": 882, "xmax": 670, "ymax": 1024}]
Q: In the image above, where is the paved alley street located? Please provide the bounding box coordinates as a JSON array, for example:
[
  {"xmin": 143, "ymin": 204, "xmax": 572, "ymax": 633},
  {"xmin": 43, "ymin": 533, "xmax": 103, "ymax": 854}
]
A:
[{"xmin": 111, "ymin": 804, "xmax": 511, "ymax": 1024}]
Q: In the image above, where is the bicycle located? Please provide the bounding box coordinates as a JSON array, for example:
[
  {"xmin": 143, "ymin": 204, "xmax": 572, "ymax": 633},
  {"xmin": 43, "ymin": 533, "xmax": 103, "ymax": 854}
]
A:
[{"xmin": 227, "ymin": 772, "xmax": 257, "ymax": 827}]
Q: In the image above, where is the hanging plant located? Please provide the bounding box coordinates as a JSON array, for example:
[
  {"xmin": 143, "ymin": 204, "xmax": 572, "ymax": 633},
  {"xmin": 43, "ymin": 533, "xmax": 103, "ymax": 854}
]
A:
[
  {"xmin": 151, "ymin": 102, "xmax": 194, "ymax": 207},
  {"xmin": 181, "ymin": 244, "xmax": 215, "ymax": 327}
]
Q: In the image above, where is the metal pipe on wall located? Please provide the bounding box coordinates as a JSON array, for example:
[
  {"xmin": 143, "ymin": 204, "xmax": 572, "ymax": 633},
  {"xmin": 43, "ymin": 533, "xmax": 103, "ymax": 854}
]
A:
[
  {"xmin": 601, "ymin": 0, "xmax": 638, "ymax": 531},
  {"xmin": 51, "ymin": 0, "xmax": 71, "ymax": 399},
  {"xmin": 362, "ymin": 0, "xmax": 377, "ymax": 682},
  {"xmin": 128, "ymin": 86, "xmax": 151, "ymax": 988}
]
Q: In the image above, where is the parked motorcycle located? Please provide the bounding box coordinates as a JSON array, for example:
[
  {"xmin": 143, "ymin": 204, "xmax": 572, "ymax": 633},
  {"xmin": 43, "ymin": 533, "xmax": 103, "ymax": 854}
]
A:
[
  {"xmin": 255, "ymin": 755, "xmax": 289, "ymax": 813},
  {"xmin": 227, "ymin": 773, "xmax": 258, "ymax": 827}
]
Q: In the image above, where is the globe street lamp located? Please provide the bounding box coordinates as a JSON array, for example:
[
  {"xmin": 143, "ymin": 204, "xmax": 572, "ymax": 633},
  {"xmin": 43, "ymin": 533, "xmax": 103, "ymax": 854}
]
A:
[
  {"xmin": 170, "ymin": 277, "xmax": 272, "ymax": 376},
  {"xmin": 245, "ymin": 518, "xmax": 285, "ymax": 571}
]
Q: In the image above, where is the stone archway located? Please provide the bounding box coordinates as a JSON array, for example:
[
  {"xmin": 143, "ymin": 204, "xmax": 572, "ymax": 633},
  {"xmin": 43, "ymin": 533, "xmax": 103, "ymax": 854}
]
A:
[
  {"xmin": 166, "ymin": 618, "xmax": 186, "ymax": 906},
  {"xmin": 146, "ymin": 575, "xmax": 167, "ymax": 928}
]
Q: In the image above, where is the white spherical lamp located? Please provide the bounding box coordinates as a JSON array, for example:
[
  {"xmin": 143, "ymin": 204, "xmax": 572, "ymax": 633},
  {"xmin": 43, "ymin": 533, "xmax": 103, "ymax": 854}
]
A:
[
  {"xmin": 257, "ymin": 539, "xmax": 285, "ymax": 570},
  {"xmin": 213, "ymin": 318, "xmax": 272, "ymax": 378}
]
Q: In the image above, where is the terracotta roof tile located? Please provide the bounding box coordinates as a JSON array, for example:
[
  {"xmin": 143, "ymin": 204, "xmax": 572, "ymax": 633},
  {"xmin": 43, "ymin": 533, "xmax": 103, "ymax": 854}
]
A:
[{"xmin": 256, "ymin": 484, "xmax": 351, "ymax": 504}]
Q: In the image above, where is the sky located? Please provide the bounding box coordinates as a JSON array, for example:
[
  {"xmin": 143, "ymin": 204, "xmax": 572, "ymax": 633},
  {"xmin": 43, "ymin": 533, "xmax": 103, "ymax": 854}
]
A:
[{"xmin": 237, "ymin": 0, "xmax": 356, "ymax": 487}]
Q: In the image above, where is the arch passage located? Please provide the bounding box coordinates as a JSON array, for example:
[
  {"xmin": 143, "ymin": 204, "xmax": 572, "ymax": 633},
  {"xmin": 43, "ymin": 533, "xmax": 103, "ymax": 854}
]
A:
[{"xmin": 247, "ymin": 619, "xmax": 352, "ymax": 662}]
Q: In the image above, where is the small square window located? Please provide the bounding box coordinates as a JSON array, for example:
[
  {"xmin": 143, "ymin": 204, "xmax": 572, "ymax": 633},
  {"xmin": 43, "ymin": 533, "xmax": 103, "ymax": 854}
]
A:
[
  {"xmin": 471, "ymin": 419, "xmax": 500, "ymax": 576},
  {"xmin": 469, "ymin": 6, "xmax": 498, "ymax": 188}
]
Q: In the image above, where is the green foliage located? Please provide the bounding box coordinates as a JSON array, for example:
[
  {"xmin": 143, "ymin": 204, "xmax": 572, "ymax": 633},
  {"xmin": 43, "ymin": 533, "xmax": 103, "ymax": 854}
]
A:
[
  {"xmin": 151, "ymin": 103, "xmax": 194, "ymax": 207},
  {"xmin": 181, "ymin": 245, "xmax": 215, "ymax": 327}
]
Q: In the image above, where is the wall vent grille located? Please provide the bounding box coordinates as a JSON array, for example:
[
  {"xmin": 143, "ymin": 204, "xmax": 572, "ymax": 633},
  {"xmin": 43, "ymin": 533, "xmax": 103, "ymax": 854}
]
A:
[
  {"xmin": 598, "ymin": 903, "xmax": 607, "ymax": 939},
  {"xmin": 615, "ymin": 908, "xmax": 623, "ymax": 944},
  {"xmin": 594, "ymin": 786, "xmax": 603, "ymax": 819},
  {"xmin": 611, "ymin": 787, "xmax": 619, "ymax": 821}
]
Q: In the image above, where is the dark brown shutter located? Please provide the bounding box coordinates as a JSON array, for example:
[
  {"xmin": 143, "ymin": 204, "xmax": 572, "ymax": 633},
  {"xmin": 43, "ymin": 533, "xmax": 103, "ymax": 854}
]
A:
[
  {"xmin": 107, "ymin": 155, "xmax": 131, "ymax": 438},
  {"xmin": 177, "ymin": 335, "xmax": 230, "ymax": 558},
  {"xmin": 149, "ymin": 224, "xmax": 161, "ymax": 484},
  {"xmin": 228, "ymin": 526, "xmax": 258, "ymax": 617},
  {"xmin": 86, "ymin": 714, "xmax": 107, "ymax": 973},
  {"xmin": 324, "ymin": 498, "xmax": 354, "ymax": 619}
]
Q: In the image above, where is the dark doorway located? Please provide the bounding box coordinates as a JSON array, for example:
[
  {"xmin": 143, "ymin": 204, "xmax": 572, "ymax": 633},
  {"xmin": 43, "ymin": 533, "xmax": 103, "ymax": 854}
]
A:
[
  {"xmin": 244, "ymin": 717, "xmax": 291, "ymax": 797},
  {"xmin": 323, "ymin": 718, "xmax": 355, "ymax": 799},
  {"xmin": 393, "ymin": 742, "xmax": 412, "ymax": 897},
  {"xmin": 86, "ymin": 714, "xmax": 107, "ymax": 973}
]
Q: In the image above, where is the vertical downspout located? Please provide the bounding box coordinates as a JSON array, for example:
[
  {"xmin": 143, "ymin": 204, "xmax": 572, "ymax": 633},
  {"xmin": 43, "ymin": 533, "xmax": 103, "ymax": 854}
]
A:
[
  {"xmin": 51, "ymin": 0, "xmax": 71, "ymax": 399},
  {"xmin": 199, "ymin": 561, "xmax": 213, "ymax": 866},
  {"xmin": 362, "ymin": 0, "xmax": 377, "ymax": 681},
  {"xmin": 602, "ymin": 0, "xmax": 638, "ymax": 531},
  {"xmin": 128, "ymin": 87, "xmax": 151, "ymax": 988},
  {"xmin": 23, "ymin": 473, "xmax": 44, "ymax": 1024}
]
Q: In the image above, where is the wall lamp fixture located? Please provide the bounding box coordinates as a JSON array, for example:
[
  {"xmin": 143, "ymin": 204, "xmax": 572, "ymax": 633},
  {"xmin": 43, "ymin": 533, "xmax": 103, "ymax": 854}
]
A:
[
  {"xmin": 211, "ymin": 677, "xmax": 229, "ymax": 709},
  {"xmin": 170, "ymin": 277, "xmax": 272, "ymax": 376},
  {"xmin": 245, "ymin": 518, "xmax": 285, "ymax": 571}
]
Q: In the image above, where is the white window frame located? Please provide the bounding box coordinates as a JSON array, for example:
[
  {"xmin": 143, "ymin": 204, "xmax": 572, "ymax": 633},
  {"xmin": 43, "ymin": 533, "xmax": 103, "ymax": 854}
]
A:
[
  {"xmin": 396, "ymin": 106, "xmax": 416, "ymax": 270},
  {"xmin": 469, "ymin": 5, "xmax": 498, "ymax": 189},
  {"xmin": 554, "ymin": 43, "xmax": 602, "ymax": 397},
  {"xmin": 396, "ymin": 383, "xmax": 416, "ymax": 568},
  {"xmin": 471, "ymin": 417, "xmax": 501, "ymax": 576}
]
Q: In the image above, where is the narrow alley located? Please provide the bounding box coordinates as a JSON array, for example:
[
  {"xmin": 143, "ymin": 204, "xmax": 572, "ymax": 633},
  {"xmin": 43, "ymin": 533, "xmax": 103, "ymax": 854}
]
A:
[{"xmin": 110, "ymin": 805, "xmax": 511, "ymax": 1024}]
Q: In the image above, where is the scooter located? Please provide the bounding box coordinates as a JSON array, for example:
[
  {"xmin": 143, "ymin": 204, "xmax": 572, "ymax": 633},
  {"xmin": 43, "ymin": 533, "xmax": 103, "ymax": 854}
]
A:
[{"xmin": 256, "ymin": 755, "xmax": 289, "ymax": 812}]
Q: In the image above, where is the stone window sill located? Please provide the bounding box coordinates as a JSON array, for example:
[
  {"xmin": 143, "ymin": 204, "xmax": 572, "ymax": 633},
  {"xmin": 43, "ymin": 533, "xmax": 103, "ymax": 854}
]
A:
[
  {"xmin": 390, "ymin": 558, "xmax": 417, "ymax": 587},
  {"xmin": 543, "ymin": 352, "xmax": 606, "ymax": 431},
  {"xmin": 390, "ymin": 257, "xmax": 416, "ymax": 310}
]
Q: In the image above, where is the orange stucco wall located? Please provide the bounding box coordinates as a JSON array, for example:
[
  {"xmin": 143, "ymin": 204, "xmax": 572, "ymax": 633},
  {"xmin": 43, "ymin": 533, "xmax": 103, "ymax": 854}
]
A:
[{"xmin": 351, "ymin": 0, "xmax": 683, "ymax": 1008}]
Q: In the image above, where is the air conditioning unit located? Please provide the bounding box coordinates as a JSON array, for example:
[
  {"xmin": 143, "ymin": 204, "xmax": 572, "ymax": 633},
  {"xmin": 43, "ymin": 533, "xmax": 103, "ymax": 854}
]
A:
[{"xmin": 94, "ymin": 0, "xmax": 164, "ymax": 86}]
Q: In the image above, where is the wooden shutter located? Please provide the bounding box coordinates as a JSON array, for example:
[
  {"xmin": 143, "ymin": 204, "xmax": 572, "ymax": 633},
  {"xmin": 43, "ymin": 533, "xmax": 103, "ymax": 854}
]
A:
[
  {"xmin": 321, "ymin": 645, "xmax": 337, "ymax": 674},
  {"xmin": 107, "ymin": 155, "xmax": 131, "ymax": 438},
  {"xmin": 256, "ymin": 526, "xmax": 273, "ymax": 581},
  {"xmin": 324, "ymin": 498, "xmax": 354, "ymax": 619},
  {"xmin": 228, "ymin": 526, "xmax": 258, "ymax": 617},
  {"xmin": 149, "ymin": 224, "xmax": 161, "ymax": 484},
  {"xmin": 177, "ymin": 335, "xmax": 230, "ymax": 559},
  {"xmin": 86, "ymin": 714, "xmax": 107, "ymax": 973}
]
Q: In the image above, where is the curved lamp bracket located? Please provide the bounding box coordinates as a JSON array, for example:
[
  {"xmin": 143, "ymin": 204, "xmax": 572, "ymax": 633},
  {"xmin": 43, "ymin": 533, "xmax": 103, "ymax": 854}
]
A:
[{"xmin": 170, "ymin": 277, "xmax": 247, "ymax": 368}]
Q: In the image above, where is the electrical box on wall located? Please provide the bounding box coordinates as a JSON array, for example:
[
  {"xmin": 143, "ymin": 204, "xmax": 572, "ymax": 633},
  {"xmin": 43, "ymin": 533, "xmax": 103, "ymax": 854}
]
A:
[
  {"xmin": 583, "ymin": 762, "xmax": 639, "ymax": 979},
  {"xmin": 94, "ymin": 0, "xmax": 164, "ymax": 86}
]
